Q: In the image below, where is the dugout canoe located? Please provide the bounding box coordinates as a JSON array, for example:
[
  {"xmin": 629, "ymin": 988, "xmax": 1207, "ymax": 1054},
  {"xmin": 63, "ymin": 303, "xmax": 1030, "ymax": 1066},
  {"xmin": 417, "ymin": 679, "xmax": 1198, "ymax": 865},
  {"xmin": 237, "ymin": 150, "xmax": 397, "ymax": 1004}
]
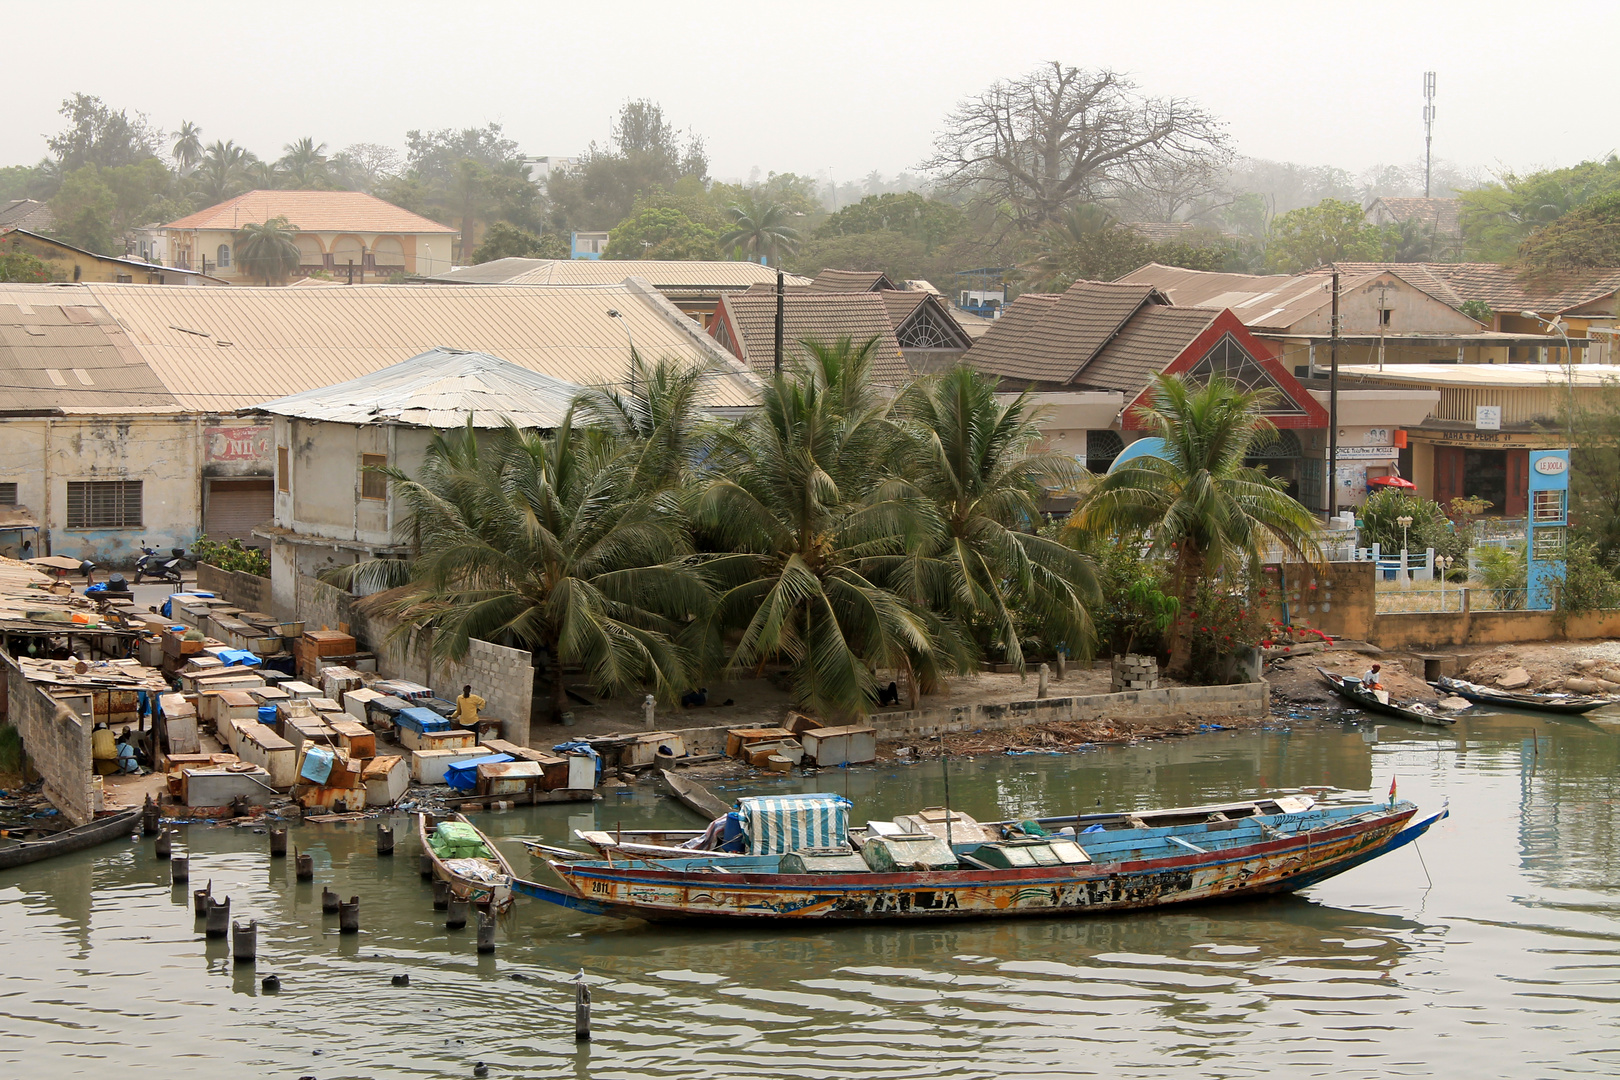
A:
[
  {"xmin": 418, "ymin": 811, "xmax": 515, "ymax": 912},
  {"xmin": 0, "ymin": 809, "xmax": 139, "ymax": 871}
]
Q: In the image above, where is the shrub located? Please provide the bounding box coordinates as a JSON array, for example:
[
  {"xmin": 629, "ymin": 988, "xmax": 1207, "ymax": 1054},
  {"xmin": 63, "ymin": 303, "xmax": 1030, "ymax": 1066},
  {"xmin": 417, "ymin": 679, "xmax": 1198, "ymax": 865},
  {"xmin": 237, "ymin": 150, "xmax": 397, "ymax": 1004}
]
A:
[
  {"xmin": 1359, "ymin": 490, "xmax": 1469, "ymax": 562},
  {"xmin": 193, "ymin": 535, "xmax": 269, "ymax": 577}
]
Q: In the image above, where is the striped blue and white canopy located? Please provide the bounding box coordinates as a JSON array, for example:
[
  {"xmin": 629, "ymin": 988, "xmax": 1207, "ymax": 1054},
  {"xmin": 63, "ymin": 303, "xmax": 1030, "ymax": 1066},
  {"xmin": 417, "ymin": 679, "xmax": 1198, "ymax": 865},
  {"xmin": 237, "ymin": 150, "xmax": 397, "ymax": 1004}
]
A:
[{"xmin": 738, "ymin": 794, "xmax": 852, "ymax": 856}]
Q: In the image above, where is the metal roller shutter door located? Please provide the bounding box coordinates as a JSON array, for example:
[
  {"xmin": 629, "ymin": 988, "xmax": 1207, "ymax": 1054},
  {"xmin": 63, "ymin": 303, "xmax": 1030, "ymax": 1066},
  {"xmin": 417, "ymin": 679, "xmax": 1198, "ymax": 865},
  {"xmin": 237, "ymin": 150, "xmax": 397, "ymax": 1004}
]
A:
[{"xmin": 204, "ymin": 478, "xmax": 273, "ymax": 540}]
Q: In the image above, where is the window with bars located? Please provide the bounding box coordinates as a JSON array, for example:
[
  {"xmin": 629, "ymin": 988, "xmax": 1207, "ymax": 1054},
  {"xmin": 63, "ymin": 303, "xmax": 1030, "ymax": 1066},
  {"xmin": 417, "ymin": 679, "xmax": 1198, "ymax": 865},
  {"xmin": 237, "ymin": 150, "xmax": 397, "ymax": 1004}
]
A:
[
  {"xmin": 277, "ymin": 446, "xmax": 290, "ymax": 492},
  {"xmin": 360, "ymin": 454, "xmax": 388, "ymax": 500},
  {"xmin": 1532, "ymin": 489, "xmax": 1565, "ymax": 523},
  {"xmin": 1533, "ymin": 525, "xmax": 1567, "ymax": 561},
  {"xmin": 66, "ymin": 480, "xmax": 142, "ymax": 528},
  {"xmin": 0, "ymin": 482, "xmax": 16, "ymax": 505}
]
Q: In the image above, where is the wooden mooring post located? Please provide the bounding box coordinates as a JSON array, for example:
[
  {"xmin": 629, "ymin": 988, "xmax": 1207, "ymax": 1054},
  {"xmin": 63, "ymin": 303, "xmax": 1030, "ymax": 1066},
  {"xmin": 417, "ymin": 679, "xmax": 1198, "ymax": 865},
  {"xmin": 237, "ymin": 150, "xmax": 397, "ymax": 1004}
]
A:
[
  {"xmin": 321, "ymin": 886, "xmax": 340, "ymax": 914},
  {"xmin": 295, "ymin": 852, "xmax": 314, "ymax": 881},
  {"xmin": 193, "ymin": 880, "xmax": 212, "ymax": 917},
  {"xmin": 232, "ymin": 919, "xmax": 257, "ymax": 963},
  {"xmin": 269, "ymin": 828, "xmax": 288, "ymax": 858},
  {"xmin": 446, "ymin": 897, "xmax": 468, "ymax": 930},
  {"xmin": 376, "ymin": 823, "xmax": 394, "ymax": 856},
  {"xmin": 338, "ymin": 896, "xmax": 360, "ymax": 934},
  {"xmin": 574, "ymin": 968, "xmax": 591, "ymax": 1041},
  {"xmin": 171, "ymin": 856, "xmax": 189, "ymax": 884},
  {"xmin": 204, "ymin": 896, "xmax": 230, "ymax": 938},
  {"xmin": 154, "ymin": 828, "xmax": 172, "ymax": 859},
  {"xmin": 476, "ymin": 910, "xmax": 495, "ymax": 954}
]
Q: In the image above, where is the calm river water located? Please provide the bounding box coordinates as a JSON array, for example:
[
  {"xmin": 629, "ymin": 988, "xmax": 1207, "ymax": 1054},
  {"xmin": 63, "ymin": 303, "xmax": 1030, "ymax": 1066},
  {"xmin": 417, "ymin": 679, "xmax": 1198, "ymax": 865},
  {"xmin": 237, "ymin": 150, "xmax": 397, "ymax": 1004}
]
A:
[{"xmin": 3, "ymin": 708, "xmax": 1618, "ymax": 1079}]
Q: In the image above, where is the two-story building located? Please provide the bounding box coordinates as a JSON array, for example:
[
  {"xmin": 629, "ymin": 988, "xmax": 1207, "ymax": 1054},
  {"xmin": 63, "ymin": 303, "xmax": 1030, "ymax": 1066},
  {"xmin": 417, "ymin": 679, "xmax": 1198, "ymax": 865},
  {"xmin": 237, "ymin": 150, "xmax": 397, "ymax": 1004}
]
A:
[{"xmin": 161, "ymin": 190, "xmax": 458, "ymax": 281}]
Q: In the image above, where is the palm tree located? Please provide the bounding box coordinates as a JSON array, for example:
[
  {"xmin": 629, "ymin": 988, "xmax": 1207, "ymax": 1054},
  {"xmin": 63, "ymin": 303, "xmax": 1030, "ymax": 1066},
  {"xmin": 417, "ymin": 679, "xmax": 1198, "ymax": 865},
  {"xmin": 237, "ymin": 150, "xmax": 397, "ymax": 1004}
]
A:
[
  {"xmin": 336, "ymin": 419, "xmax": 706, "ymax": 722},
  {"xmin": 234, "ymin": 216, "xmax": 302, "ymax": 285},
  {"xmin": 894, "ymin": 366, "xmax": 1098, "ymax": 675},
  {"xmin": 192, "ymin": 140, "xmax": 251, "ymax": 203},
  {"xmin": 1022, "ymin": 204, "xmax": 1117, "ymax": 291},
  {"xmin": 720, "ymin": 194, "xmax": 801, "ymax": 265},
  {"xmin": 571, "ymin": 350, "xmax": 716, "ymax": 492},
  {"xmin": 279, "ymin": 137, "xmax": 330, "ymax": 188},
  {"xmin": 172, "ymin": 121, "xmax": 203, "ymax": 174},
  {"xmin": 1073, "ymin": 373, "xmax": 1320, "ymax": 676},
  {"xmin": 694, "ymin": 336, "xmax": 968, "ymax": 719}
]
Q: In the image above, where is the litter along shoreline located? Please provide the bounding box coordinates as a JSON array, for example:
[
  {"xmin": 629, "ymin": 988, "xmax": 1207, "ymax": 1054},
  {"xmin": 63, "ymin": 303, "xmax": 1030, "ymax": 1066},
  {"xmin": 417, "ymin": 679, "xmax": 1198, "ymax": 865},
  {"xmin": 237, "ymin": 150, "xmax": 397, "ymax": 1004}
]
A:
[{"xmin": 870, "ymin": 709, "xmax": 1290, "ymax": 763}]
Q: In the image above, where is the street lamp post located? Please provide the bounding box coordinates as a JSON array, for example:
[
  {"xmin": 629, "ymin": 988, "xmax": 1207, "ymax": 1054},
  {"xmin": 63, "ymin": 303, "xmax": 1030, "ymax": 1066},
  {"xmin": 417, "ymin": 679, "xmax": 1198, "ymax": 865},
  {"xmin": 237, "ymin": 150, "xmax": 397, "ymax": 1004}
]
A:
[
  {"xmin": 1521, "ymin": 310, "xmax": 1576, "ymax": 423},
  {"xmin": 1396, "ymin": 514, "xmax": 1413, "ymax": 580},
  {"xmin": 605, "ymin": 308, "xmax": 636, "ymax": 406},
  {"xmin": 1436, "ymin": 554, "xmax": 1454, "ymax": 608}
]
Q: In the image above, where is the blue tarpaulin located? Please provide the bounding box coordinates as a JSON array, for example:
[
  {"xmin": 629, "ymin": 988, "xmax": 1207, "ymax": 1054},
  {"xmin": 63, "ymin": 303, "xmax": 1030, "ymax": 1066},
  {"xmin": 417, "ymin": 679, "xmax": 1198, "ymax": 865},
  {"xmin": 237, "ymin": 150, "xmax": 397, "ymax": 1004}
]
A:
[
  {"xmin": 444, "ymin": 754, "xmax": 514, "ymax": 791},
  {"xmin": 217, "ymin": 649, "xmax": 261, "ymax": 667},
  {"xmin": 257, "ymin": 704, "xmax": 278, "ymax": 727},
  {"xmin": 737, "ymin": 793, "xmax": 852, "ymax": 855},
  {"xmin": 397, "ymin": 707, "xmax": 451, "ymax": 734},
  {"xmin": 300, "ymin": 745, "xmax": 335, "ymax": 784}
]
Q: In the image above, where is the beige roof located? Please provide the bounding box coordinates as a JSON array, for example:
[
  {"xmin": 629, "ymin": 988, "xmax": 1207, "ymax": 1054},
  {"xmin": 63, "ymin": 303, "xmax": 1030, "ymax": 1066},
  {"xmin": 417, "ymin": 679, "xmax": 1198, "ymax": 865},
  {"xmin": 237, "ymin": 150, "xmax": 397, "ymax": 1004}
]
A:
[
  {"xmin": 807, "ymin": 269, "xmax": 897, "ymax": 293},
  {"xmin": 0, "ymin": 199, "xmax": 52, "ymax": 232},
  {"xmin": 1365, "ymin": 197, "xmax": 1462, "ymax": 237},
  {"xmin": 163, "ymin": 190, "xmax": 456, "ymax": 234},
  {"xmin": 0, "ymin": 281, "xmax": 761, "ymax": 414},
  {"xmin": 1338, "ymin": 363, "xmax": 1620, "ymax": 388},
  {"xmin": 429, "ymin": 258, "xmax": 806, "ymax": 290},
  {"xmin": 711, "ymin": 292, "xmax": 910, "ymax": 384},
  {"xmin": 1319, "ymin": 262, "xmax": 1620, "ymax": 317},
  {"xmin": 1117, "ymin": 264, "xmax": 1345, "ymax": 331},
  {"xmin": 963, "ymin": 281, "xmax": 1166, "ymax": 384}
]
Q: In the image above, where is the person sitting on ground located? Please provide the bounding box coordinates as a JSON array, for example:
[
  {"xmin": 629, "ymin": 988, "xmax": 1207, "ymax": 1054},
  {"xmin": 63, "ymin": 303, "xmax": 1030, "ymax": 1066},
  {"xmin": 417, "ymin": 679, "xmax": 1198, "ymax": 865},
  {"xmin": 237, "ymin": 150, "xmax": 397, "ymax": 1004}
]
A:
[
  {"xmin": 91, "ymin": 722, "xmax": 120, "ymax": 776},
  {"xmin": 453, "ymin": 684, "xmax": 487, "ymax": 731},
  {"xmin": 681, "ymin": 687, "xmax": 708, "ymax": 708},
  {"xmin": 875, "ymin": 681, "xmax": 900, "ymax": 707},
  {"xmin": 1361, "ymin": 663, "xmax": 1384, "ymax": 690}
]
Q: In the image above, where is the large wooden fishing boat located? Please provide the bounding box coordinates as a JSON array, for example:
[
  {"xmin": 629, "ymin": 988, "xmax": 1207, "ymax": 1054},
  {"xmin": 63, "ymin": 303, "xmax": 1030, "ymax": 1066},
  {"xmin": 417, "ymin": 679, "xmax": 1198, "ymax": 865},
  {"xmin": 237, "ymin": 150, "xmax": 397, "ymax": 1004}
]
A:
[
  {"xmin": 0, "ymin": 809, "xmax": 139, "ymax": 871},
  {"xmin": 1319, "ymin": 667, "xmax": 1455, "ymax": 726},
  {"xmin": 515, "ymin": 795, "xmax": 1446, "ymax": 923},
  {"xmin": 418, "ymin": 811, "xmax": 515, "ymax": 912},
  {"xmin": 1433, "ymin": 675, "xmax": 1612, "ymax": 716}
]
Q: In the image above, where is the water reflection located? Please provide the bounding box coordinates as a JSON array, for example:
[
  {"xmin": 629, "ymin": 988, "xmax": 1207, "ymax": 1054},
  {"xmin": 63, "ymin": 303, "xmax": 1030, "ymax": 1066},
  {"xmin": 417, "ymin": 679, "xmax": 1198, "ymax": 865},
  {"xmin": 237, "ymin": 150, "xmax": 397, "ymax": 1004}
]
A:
[{"xmin": 2, "ymin": 718, "xmax": 1619, "ymax": 1077}]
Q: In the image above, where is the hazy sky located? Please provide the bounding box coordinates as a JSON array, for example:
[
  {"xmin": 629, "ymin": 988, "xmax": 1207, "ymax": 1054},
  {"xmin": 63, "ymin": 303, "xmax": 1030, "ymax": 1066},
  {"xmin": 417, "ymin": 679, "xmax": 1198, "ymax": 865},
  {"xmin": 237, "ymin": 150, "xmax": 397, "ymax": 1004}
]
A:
[{"xmin": 9, "ymin": 0, "xmax": 1616, "ymax": 186}]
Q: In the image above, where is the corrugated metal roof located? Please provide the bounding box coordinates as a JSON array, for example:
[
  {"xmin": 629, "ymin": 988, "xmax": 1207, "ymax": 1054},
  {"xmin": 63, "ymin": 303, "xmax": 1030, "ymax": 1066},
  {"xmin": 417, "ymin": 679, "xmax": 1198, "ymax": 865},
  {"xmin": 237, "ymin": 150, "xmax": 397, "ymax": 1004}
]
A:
[
  {"xmin": 1339, "ymin": 363, "xmax": 1620, "ymax": 388},
  {"xmin": 0, "ymin": 292, "xmax": 179, "ymax": 412},
  {"xmin": 253, "ymin": 347, "xmax": 583, "ymax": 428},
  {"xmin": 1117, "ymin": 264, "xmax": 1345, "ymax": 331},
  {"xmin": 0, "ymin": 281, "xmax": 761, "ymax": 414},
  {"xmin": 712, "ymin": 292, "xmax": 910, "ymax": 384},
  {"xmin": 163, "ymin": 190, "xmax": 456, "ymax": 234},
  {"xmin": 429, "ymin": 258, "xmax": 806, "ymax": 289},
  {"xmin": 1321, "ymin": 261, "xmax": 1620, "ymax": 316}
]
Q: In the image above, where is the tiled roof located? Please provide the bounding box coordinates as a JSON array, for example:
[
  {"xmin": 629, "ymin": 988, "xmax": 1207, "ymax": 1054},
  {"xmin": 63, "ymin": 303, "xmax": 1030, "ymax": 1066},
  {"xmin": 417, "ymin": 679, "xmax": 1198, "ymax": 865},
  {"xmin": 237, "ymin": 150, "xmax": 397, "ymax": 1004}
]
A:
[
  {"xmin": 254, "ymin": 347, "xmax": 583, "ymax": 429},
  {"xmin": 0, "ymin": 199, "xmax": 52, "ymax": 231},
  {"xmin": 806, "ymin": 268, "xmax": 896, "ymax": 293},
  {"xmin": 162, "ymin": 190, "xmax": 456, "ymax": 234},
  {"xmin": 712, "ymin": 292, "xmax": 910, "ymax": 384},
  {"xmin": 1117, "ymin": 264, "xmax": 1342, "ymax": 331},
  {"xmin": 1319, "ymin": 261, "xmax": 1620, "ymax": 316},
  {"xmin": 1365, "ymin": 197, "xmax": 1462, "ymax": 236},
  {"xmin": 430, "ymin": 258, "xmax": 806, "ymax": 289},
  {"xmin": 1072, "ymin": 306, "xmax": 1218, "ymax": 393},
  {"xmin": 0, "ymin": 281, "xmax": 760, "ymax": 414},
  {"xmin": 961, "ymin": 280, "xmax": 1163, "ymax": 383}
]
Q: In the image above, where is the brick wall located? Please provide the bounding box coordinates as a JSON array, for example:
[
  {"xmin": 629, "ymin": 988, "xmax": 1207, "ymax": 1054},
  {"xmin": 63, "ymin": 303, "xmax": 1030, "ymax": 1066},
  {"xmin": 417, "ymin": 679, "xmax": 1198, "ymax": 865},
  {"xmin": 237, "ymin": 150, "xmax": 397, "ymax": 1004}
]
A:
[
  {"xmin": 293, "ymin": 572, "xmax": 533, "ymax": 745},
  {"xmin": 2, "ymin": 653, "xmax": 93, "ymax": 825},
  {"xmin": 197, "ymin": 563, "xmax": 273, "ymax": 612}
]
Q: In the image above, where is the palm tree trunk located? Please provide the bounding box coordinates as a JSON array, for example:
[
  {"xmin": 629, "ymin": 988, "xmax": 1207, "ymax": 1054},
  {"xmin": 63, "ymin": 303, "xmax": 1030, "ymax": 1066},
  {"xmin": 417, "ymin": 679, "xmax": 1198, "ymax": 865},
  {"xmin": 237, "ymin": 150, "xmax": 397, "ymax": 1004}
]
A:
[
  {"xmin": 1166, "ymin": 551, "xmax": 1203, "ymax": 679},
  {"xmin": 549, "ymin": 650, "xmax": 567, "ymax": 723}
]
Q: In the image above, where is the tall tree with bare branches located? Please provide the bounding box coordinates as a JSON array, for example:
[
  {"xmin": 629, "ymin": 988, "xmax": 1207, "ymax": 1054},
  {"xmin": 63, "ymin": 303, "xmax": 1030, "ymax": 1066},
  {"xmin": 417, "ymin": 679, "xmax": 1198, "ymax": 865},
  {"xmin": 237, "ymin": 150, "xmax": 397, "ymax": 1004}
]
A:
[{"xmin": 922, "ymin": 62, "xmax": 1229, "ymax": 231}]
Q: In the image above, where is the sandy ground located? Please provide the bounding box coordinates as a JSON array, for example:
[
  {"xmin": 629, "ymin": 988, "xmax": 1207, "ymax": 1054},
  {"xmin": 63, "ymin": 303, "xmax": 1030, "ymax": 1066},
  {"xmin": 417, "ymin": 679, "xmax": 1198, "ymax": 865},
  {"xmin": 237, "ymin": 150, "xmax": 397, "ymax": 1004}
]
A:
[
  {"xmin": 1267, "ymin": 649, "xmax": 1436, "ymax": 705},
  {"xmin": 1458, "ymin": 641, "xmax": 1620, "ymax": 693}
]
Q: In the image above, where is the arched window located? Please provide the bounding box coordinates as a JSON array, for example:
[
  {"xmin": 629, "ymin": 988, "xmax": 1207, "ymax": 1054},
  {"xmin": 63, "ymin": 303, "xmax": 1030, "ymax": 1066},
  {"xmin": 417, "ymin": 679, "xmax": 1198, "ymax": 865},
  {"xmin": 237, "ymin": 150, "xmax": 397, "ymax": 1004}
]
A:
[{"xmin": 217, "ymin": 243, "xmax": 231, "ymax": 269}]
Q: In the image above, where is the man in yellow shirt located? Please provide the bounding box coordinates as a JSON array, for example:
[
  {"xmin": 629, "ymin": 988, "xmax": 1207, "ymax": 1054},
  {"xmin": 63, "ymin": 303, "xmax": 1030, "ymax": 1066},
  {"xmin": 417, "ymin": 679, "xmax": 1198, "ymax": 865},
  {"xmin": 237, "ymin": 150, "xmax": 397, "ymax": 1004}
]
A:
[{"xmin": 454, "ymin": 685, "xmax": 488, "ymax": 732}]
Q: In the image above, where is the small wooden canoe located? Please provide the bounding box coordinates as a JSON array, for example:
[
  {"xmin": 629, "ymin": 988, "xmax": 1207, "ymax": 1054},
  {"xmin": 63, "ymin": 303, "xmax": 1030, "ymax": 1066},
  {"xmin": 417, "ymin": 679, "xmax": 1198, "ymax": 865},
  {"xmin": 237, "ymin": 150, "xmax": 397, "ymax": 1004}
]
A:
[
  {"xmin": 1319, "ymin": 667, "xmax": 1455, "ymax": 726},
  {"xmin": 660, "ymin": 769, "xmax": 731, "ymax": 821},
  {"xmin": 418, "ymin": 811, "xmax": 514, "ymax": 912},
  {"xmin": 1433, "ymin": 676, "xmax": 1612, "ymax": 715},
  {"xmin": 0, "ymin": 809, "xmax": 139, "ymax": 871}
]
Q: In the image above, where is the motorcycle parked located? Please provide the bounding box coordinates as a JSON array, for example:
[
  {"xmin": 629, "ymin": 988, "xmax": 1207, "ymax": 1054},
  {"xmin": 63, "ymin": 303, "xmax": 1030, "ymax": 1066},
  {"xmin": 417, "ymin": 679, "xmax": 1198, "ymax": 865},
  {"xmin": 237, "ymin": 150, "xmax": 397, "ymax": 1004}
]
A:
[{"xmin": 134, "ymin": 543, "xmax": 183, "ymax": 585}]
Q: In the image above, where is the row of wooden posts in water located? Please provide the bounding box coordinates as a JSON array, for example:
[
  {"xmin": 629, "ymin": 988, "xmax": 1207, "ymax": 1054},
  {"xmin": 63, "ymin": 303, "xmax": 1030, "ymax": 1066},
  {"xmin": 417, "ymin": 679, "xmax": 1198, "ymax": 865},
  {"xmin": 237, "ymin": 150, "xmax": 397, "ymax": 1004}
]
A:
[{"xmin": 144, "ymin": 799, "xmax": 591, "ymax": 1040}]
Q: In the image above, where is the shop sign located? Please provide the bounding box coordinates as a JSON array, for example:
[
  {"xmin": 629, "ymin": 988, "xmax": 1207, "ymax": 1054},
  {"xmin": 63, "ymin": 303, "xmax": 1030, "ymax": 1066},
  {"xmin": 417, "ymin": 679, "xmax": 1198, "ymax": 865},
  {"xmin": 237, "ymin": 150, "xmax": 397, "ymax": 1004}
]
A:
[
  {"xmin": 1534, "ymin": 456, "xmax": 1567, "ymax": 475},
  {"xmin": 1475, "ymin": 405, "xmax": 1501, "ymax": 430}
]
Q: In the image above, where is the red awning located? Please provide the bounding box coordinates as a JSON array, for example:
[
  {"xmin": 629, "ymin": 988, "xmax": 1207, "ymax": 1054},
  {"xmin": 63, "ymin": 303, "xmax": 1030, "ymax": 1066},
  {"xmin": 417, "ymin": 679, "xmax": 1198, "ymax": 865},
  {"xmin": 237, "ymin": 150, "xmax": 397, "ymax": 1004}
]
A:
[{"xmin": 1367, "ymin": 475, "xmax": 1417, "ymax": 489}]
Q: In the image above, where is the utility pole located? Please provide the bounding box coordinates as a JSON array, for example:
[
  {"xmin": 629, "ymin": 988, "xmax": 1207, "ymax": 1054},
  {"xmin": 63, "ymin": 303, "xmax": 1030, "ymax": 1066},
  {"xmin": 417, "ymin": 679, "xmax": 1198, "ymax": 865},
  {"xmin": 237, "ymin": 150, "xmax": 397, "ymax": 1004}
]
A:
[
  {"xmin": 1423, "ymin": 71, "xmax": 1437, "ymax": 198},
  {"xmin": 774, "ymin": 268, "xmax": 785, "ymax": 377},
  {"xmin": 1329, "ymin": 271, "xmax": 1341, "ymax": 519},
  {"xmin": 1376, "ymin": 281, "xmax": 1391, "ymax": 372}
]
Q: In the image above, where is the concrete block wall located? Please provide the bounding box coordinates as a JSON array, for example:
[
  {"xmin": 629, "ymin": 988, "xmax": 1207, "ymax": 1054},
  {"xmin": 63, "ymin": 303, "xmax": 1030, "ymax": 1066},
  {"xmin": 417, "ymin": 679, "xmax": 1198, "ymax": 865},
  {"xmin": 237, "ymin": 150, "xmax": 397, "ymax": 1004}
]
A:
[
  {"xmin": 870, "ymin": 682, "xmax": 1269, "ymax": 740},
  {"xmin": 2, "ymin": 654, "xmax": 93, "ymax": 825},
  {"xmin": 292, "ymin": 572, "xmax": 533, "ymax": 746},
  {"xmin": 197, "ymin": 563, "xmax": 274, "ymax": 613}
]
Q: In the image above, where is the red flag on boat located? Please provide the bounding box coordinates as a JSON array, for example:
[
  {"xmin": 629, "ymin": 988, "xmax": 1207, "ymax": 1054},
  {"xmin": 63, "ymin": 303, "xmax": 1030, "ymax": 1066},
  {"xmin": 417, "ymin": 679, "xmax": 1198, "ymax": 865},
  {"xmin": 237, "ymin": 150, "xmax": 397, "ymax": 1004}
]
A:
[{"xmin": 1388, "ymin": 776, "xmax": 1398, "ymax": 804}]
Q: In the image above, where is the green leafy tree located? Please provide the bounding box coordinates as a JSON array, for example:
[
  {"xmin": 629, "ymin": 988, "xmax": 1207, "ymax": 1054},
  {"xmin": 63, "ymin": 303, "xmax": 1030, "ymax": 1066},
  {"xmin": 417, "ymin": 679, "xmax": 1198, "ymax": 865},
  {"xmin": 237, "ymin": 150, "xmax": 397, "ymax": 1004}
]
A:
[
  {"xmin": 48, "ymin": 166, "xmax": 119, "ymax": 253},
  {"xmin": 234, "ymin": 216, "xmax": 302, "ymax": 284},
  {"xmin": 329, "ymin": 143, "xmax": 402, "ymax": 193},
  {"xmin": 607, "ymin": 205, "xmax": 720, "ymax": 260},
  {"xmin": 1515, "ymin": 191, "xmax": 1620, "ymax": 273},
  {"xmin": 789, "ymin": 231, "xmax": 930, "ymax": 282},
  {"xmin": 192, "ymin": 140, "xmax": 254, "ymax": 204},
  {"xmin": 720, "ymin": 194, "xmax": 801, "ymax": 265},
  {"xmin": 694, "ymin": 337, "xmax": 968, "ymax": 718},
  {"xmin": 1073, "ymin": 373, "xmax": 1320, "ymax": 677},
  {"xmin": 471, "ymin": 222, "xmax": 569, "ymax": 263},
  {"xmin": 1265, "ymin": 198, "xmax": 1384, "ymax": 272},
  {"xmin": 819, "ymin": 192, "xmax": 966, "ymax": 246},
  {"xmin": 1023, "ymin": 205, "xmax": 1226, "ymax": 290},
  {"xmin": 894, "ymin": 366, "xmax": 1097, "ymax": 672},
  {"xmin": 545, "ymin": 101, "xmax": 708, "ymax": 231},
  {"xmin": 1357, "ymin": 489, "xmax": 1468, "ymax": 562},
  {"xmin": 334, "ymin": 419, "xmax": 706, "ymax": 722},
  {"xmin": 46, "ymin": 93, "xmax": 163, "ymax": 174},
  {"xmin": 1459, "ymin": 156, "xmax": 1620, "ymax": 262}
]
